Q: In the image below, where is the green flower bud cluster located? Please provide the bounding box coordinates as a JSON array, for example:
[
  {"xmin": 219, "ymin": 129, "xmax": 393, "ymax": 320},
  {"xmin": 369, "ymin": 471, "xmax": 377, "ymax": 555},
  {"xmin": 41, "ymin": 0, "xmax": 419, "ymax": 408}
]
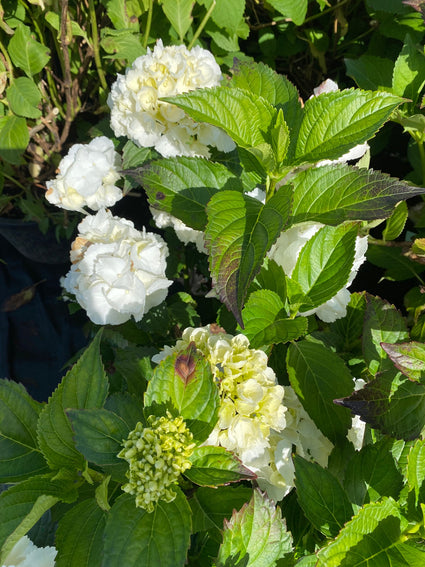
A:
[{"xmin": 118, "ymin": 413, "xmax": 195, "ymax": 512}]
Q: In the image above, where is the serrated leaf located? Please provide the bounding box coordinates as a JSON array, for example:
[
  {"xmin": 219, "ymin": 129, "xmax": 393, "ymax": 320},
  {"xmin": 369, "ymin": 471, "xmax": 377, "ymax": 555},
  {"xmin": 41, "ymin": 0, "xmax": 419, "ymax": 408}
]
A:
[
  {"xmin": 104, "ymin": 392, "xmax": 146, "ymax": 430},
  {"xmin": 316, "ymin": 498, "xmax": 411, "ymax": 566},
  {"xmin": 8, "ymin": 24, "xmax": 50, "ymax": 76},
  {"xmin": 240, "ymin": 290, "xmax": 308, "ymax": 348},
  {"xmin": 381, "ymin": 341, "xmax": 425, "ymax": 382},
  {"xmin": 366, "ymin": 244, "xmax": 425, "ymax": 281},
  {"xmin": 144, "ymin": 343, "xmax": 219, "ymax": 442},
  {"xmin": 6, "ymin": 77, "xmax": 41, "ymax": 118},
  {"xmin": 335, "ymin": 372, "xmax": 425, "ymax": 440},
  {"xmin": 162, "ymin": 0, "xmax": 193, "ymax": 41},
  {"xmin": 0, "ymin": 473, "xmax": 78, "ymax": 562},
  {"xmin": 185, "ymin": 446, "xmax": 256, "ymax": 486},
  {"xmin": 362, "ymin": 295, "xmax": 409, "ymax": 375},
  {"xmin": 343, "ymin": 438, "xmax": 404, "ymax": 506},
  {"xmin": 205, "ymin": 188, "xmax": 292, "ymax": 325},
  {"xmin": 102, "ymin": 491, "xmax": 191, "ymax": 567},
  {"xmin": 165, "ymin": 86, "xmax": 277, "ymax": 149},
  {"xmin": 330, "ymin": 291, "xmax": 367, "ymax": 351},
  {"xmin": 294, "ymin": 456, "xmax": 353, "ymax": 538},
  {"xmin": 407, "ymin": 439, "xmax": 425, "ymax": 506},
  {"xmin": 66, "ymin": 408, "xmax": 130, "ymax": 482},
  {"xmin": 290, "ymin": 223, "xmax": 358, "ymax": 312},
  {"xmin": 393, "ymin": 34, "xmax": 425, "ymax": 105},
  {"xmin": 251, "ymin": 258, "xmax": 287, "ymax": 298},
  {"xmin": 266, "ymin": 0, "xmax": 308, "ymax": 25},
  {"xmin": 288, "ymin": 163, "xmax": 425, "ymax": 225},
  {"xmin": 0, "ymin": 380, "xmax": 49, "ymax": 482},
  {"xmin": 189, "ymin": 485, "xmax": 252, "ymax": 534},
  {"xmin": 294, "ymin": 89, "xmax": 403, "ymax": 164},
  {"xmin": 134, "ymin": 156, "xmax": 242, "ymax": 231},
  {"xmin": 217, "ymin": 489, "xmax": 292, "ymax": 567},
  {"xmin": 382, "ymin": 200, "xmax": 408, "ymax": 241},
  {"xmin": 102, "ymin": 0, "xmax": 142, "ymax": 30},
  {"xmin": 37, "ymin": 331, "xmax": 109, "ymax": 470},
  {"xmin": 55, "ymin": 499, "xmax": 107, "ymax": 567},
  {"xmin": 287, "ymin": 341, "xmax": 354, "ymax": 442},
  {"xmin": 0, "ymin": 115, "xmax": 29, "ymax": 165},
  {"xmin": 345, "ymin": 55, "xmax": 394, "ymax": 91}
]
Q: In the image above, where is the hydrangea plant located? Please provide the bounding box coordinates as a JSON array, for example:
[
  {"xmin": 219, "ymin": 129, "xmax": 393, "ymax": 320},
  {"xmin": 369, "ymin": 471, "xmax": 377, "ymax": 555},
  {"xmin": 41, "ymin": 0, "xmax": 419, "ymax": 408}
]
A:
[{"xmin": 3, "ymin": 25, "xmax": 425, "ymax": 567}]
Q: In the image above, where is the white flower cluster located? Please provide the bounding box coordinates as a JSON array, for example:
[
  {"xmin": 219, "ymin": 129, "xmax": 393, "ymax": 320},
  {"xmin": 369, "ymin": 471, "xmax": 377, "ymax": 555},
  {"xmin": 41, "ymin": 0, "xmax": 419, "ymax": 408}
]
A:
[
  {"xmin": 268, "ymin": 221, "xmax": 368, "ymax": 322},
  {"xmin": 2, "ymin": 535, "xmax": 56, "ymax": 567},
  {"xmin": 108, "ymin": 40, "xmax": 235, "ymax": 158},
  {"xmin": 62, "ymin": 209, "xmax": 171, "ymax": 325},
  {"xmin": 153, "ymin": 325, "xmax": 334, "ymax": 501},
  {"xmin": 150, "ymin": 208, "xmax": 207, "ymax": 254},
  {"xmin": 45, "ymin": 136, "xmax": 123, "ymax": 212}
]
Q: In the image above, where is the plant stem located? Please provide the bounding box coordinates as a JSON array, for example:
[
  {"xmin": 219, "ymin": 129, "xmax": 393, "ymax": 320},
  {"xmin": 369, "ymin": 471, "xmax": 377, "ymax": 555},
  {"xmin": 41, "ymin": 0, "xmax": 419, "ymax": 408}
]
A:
[
  {"xmin": 303, "ymin": 0, "xmax": 351, "ymax": 25},
  {"xmin": 0, "ymin": 38, "xmax": 14, "ymax": 87},
  {"xmin": 88, "ymin": 0, "xmax": 108, "ymax": 91},
  {"xmin": 417, "ymin": 139, "xmax": 425, "ymax": 188},
  {"xmin": 188, "ymin": 0, "xmax": 216, "ymax": 49},
  {"xmin": 142, "ymin": 0, "xmax": 154, "ymax": 49},
  {"xmin": 2, "ymin": 171, "xmax": 27, "ymax": 192}
]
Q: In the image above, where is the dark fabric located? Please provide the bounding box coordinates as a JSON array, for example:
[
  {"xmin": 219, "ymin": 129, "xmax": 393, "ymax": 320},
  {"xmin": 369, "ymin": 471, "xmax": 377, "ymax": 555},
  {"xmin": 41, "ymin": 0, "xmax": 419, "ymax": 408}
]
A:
[{"xmin": 0, "ymin": 234, "xmax": 88, "ymax": 402}]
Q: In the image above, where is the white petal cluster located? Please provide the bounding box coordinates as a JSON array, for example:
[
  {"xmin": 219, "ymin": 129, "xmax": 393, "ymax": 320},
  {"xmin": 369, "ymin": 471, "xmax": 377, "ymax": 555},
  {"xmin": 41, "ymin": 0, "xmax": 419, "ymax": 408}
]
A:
[
  {"xmin": 153, "ymin": 325, "xmax": 333, "ymax": 501},
  {"xmin": 45, "ymin": 136, "xmax": 123, "ymax": 211},
  {"xmin": 346, "ymin": 378, "xmax": 367, "ymax": 450},
  {"xmin": 2, "ymin": 535, "xmax": 56, "ymax": 567},
  {"xmin": 61, "ymin": 209, "xmax": 172, "ymax": 325},
  {"xmin": 312, "ymin": 79, "xmax": 369, "ymax": 166},
  {"xmin": 150, "ymin": 208, "xmax": 207, "ymax": 253},
  {"xmin": 268, "ymin": 221, "xmax": 368, "ymax": 322},
  {"xmin": 107, "ymin": 40, "xmax": 235, "ymax": 158}
]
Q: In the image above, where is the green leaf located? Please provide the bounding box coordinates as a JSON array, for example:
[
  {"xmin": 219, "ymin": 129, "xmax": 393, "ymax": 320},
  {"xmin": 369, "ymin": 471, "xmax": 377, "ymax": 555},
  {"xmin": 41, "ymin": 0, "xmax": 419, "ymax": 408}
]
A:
[
  {"xmin": 294, "ymin": 89, "xmax": 403, "ymax": 164},
  {"xmin": 134, "ymin": 156, "xmax": 242, "ymax": 231},
  {"xmin": 366, "ymin": 244, "xmax": 425, "ymax": 281},
  {"xmin": 251, "ymin": 258, "xmax": 287, "ymax": 298},
  {"xmin": 55, "ymin": 499, "xmax": 107, "ymax": 567},
  {"xmin": 0, "ymin": 380, "xmax": 49, "ymax": 482},
  {"xmin": 8, "ymin": 24, "xmax": 50, "ymax": 76},
  {"xmin": 217, "ymin": 488, "xmax": 293, "ymax": 567},
  {"xmin": 344, "ymin": 438, "xmax": 404, "ymax": 506},
  {"xmin": 345, "ymin": 55, "xmax": 394, "ymax": 91},
  {"xmin": 290, "ymin": 223, "xmax": 358, "ymax": 312},
  {"xmin": 287, "ymin": 341, "xmax": 354, "ymax": 443},
  {"xmin": 112, "ymin": 346, "xmax": 155, "ymax": 397},
  {"xmin": 288, "ymin": 163, "xmax": 425, "ymax": 225},
  {"xmin": 66, "ymin": 408, "xmax": 130, "ymax": 482},
  {"xmin": 0, "ymin": 473, "xmax": 78, "ymax": 563},
  {"xmin": 104, "ymin": 392, "xmax": 146, "ymax": 430},
  {"xmin": 336, "ymin": 372, "xmax": 425, "ymax": 440},
  {"xmin": 382, "ymin": 200, "xmax": 408, "ymax": 241},
  {"xmin": 392, "ymin": 34, "xmax": 425, "ymax": 105},
  {"xmin": 205, "ymin": 188, "xmax": 292, "ymax": 325},
  {"xmin": 240, "ymin": 290, "xmax": 308, "ymax": 348},
  {"xmin": 165, "ymin": 86, "xmax": 277, "ymax": 149},
  {"xmin": 266, "ymin": 0, "xmax": 308, "ymax": 25},
  {"xmin": 381, "ymin": 341, "xmax": 425, "ymax": 382},
  {"xmin": 294, "ymin": 456, "xmax": 353, "ymax": 538},
  {"xmin": 37, "ymin": 331, "xmax": 109, "ymax": 470},
  {"xmin": 144, "ymin": 342, "xmax": 219, "ymax": 442},
  {"xmin": 0, "ymin": 115, "xmax": 29, "ymax": 165},
  {"xmin": 102, "ymin": 0, "xmax": 143, "ymax": 30},
  {"xmin": 102, "ymin": 491, "xmax": 191, "ymax": 567},
  {"xmin": 100, "ymin": 29, "xmax": 144, "ymax": 64},
  {"xmin": 330, "ymin": 291, "xmax": 367, "ymax": 352},
  {"xmin": 362, "ymin": 295, "xmax": 410, "ymax": 375},
  {"xmin": 407, "ymin": 439, "xmax": 425, "ymax": 506},
  {"xmin": 189, "ymin": 485, "xmax": 252, "ymax": 534},
  {"xmin": 270, "ymin": 108, "xmax": 290, "ymax": 165},
  {"xmin": 6, "ymin": 77, "xmax": 41, "ymax": 118},
  {"xmin": 162, "ymin": 0, "xmax": 193, "ymax": 41},
  {"xmin": 316, "ymin": 498, "xmax": 411, "ymax": 566},
  {"xmin": 185, "ymin": 446, "xmax": 256, "ymax": 486},
  {"xmin": 201, "ymin": 0, "xmax": 245, "ymax": 34}
]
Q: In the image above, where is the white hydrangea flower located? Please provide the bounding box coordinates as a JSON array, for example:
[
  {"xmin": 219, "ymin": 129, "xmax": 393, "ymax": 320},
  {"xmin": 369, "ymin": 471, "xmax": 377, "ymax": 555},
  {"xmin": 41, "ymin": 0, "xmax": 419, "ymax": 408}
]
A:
[
  {"xmin": 150, "ymin": 208, "xmax": 207, "ymax": 253},
  {"xmin": 2, "ymin": 535, "xmax": 56, "ymax": 567},
  {"xmin": 107, "ymin": 40, "xmax": 235, "ymax": 158},
  {"xmin": 62, "ymin": 209, "xmax": 172, "ymax": 325},
  {"xmin": 268, "ymin": 221, "xmax": 368, "ymax": 322},
  {"xmin": 45, "ymin": 136, "xmax": 123, "ymax": 211},
  {"xmin": 346, "ymin": 378, "xmax": 367, "ymax": 450},
  {"xmin": 312, "ymin": 79, "xmax": 369, "ymax": 166}
]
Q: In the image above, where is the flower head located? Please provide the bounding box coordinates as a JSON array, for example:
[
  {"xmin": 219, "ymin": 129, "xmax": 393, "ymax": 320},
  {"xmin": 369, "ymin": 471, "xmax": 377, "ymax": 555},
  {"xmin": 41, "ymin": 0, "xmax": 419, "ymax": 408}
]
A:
[
  {"xmin": 2, "ymin": 535, "xmax": 56, "ymax": 567},
  {"xmin": 107, "ymin": 40, "xmax": 235, "ymax": 157},
  {"xmin": 45, "ymin": 136, "xmax": 123, "ymax": 211},
  {"xmin": 118, "ymin": 413, "xmax": 195, "ymax": 512},
  {"xmin": 62, "ymin": 209, "xmax": 172, "ymax": 325}
]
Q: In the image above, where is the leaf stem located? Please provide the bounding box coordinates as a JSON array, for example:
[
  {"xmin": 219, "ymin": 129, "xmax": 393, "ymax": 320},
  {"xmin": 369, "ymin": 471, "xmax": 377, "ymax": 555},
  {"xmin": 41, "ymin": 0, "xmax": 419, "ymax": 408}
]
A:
[
  {"xmin": 142, "ymin": 0, "xmax": 154, "ymax": 50},
  {"xmin": 188, "ymin": 0, "xmax": 216, "ymax": 50},
  {"xmin": 88, "ymin": 0, "xmax": 108, "ymax": 91}
]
